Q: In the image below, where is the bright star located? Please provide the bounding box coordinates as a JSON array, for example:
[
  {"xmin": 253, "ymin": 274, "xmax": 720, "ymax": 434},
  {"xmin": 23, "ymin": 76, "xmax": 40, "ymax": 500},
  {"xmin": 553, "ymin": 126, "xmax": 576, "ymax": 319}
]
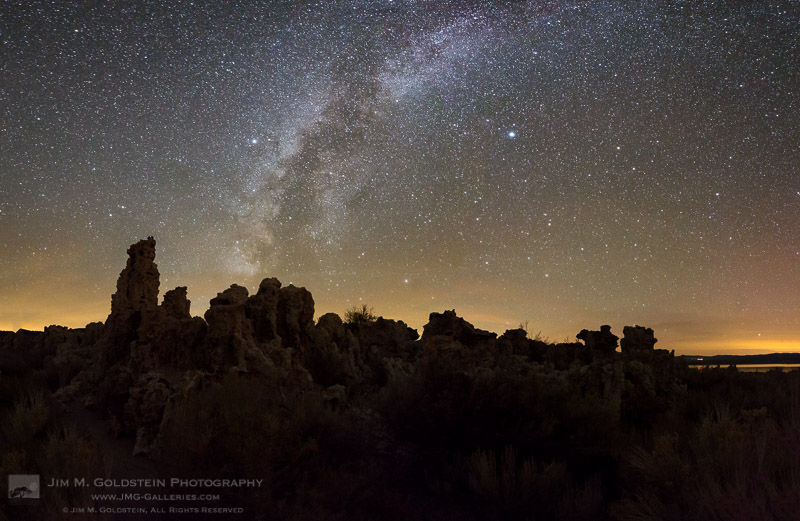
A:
[
  {"xmin": 507, "ymin": 131, "xmax": 516, "ymax": 138},
  {"xmin": 250, "ymin": 138, "xmax": 258, "ymax": 144}
]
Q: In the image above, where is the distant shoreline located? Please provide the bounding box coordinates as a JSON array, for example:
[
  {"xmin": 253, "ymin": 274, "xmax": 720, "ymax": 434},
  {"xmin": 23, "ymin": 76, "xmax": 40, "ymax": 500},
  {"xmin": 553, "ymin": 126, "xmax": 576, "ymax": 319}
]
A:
[{"xmin": 682, "ymin": 353, "xmax": 800, "ymax": 365}]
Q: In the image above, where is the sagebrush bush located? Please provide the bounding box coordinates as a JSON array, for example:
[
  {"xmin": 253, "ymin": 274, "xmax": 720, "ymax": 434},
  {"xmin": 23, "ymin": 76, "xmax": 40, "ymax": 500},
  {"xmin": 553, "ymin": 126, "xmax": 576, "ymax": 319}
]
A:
[
  {"xmin": 344, "ymin": 304, "xmax": 377, "ymax": 325},
  {"xmin": 40, "ymin": 424, "xmax": 100, "ymax": 478},
  {"xmin": 3, "ymin": 389, "xmax": 49, "ymax": 445},
  {"xmin": 158, "ymin": 372, "xmax": 368, "ymax": 517},
  {"xmin": 0, "ymin": 449, "xmax": 27, "ymax": 475},
  {"xmin": 613, "ymin": 399, "xmax": 800, "ymax": 521},
  {"xmin": 464, "ymin": 445, "xmax": 605, "ymax": 520}
]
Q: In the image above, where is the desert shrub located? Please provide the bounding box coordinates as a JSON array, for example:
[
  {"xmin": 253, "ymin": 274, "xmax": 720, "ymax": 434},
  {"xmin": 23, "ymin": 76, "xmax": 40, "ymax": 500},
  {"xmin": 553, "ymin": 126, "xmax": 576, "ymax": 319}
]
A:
[
  {"xmin": 467, "ymin": 446, "xmax": 566, "ymax": 511},
  {"xmin": 3, "ymin": 389, "xmax": 49, "ymax": 445},
  {"xmin": 159, "ymin": 374, "xmax": 288, "ymax": 515},
  {"xmin": 3, "ymin": 423, "xmax": 104, "ymax": 521},
  {"xmin": 159, "ymin": 372, "xmax": 367, "ymax": 516},
  {"xmin": 159, "ymin": 373, "xmax": 281, "ymax": 478},
  {"xmin": 0, "ymin": 375, "xmax": 24, "ymax": 410},
  {"xmin": 614, "ymin": 404, "xmax": 800, "ymax": 521},
  {"xmin": 38, "ymin": 424, "xmax": 102, "ymax": 509},
  {"xmin": 385, "ymin": 347, "xmax": 614, "ymax": 459},
  {"xmin": 463, "ymin": 445, "xmax": 604, "ymax": 520},
  {"xmin": 344, "ymin": 304, "xmax": 377, "ymax": 325},
  {"xmin": 556, "ymin": 475, "xmax": 606, "ymax": 521},
  {"xmin": 0, "ymin": 450, "xmax": 27, "ymax": 475},
  {"xmin": 39, "ymin": 424, "xmax": 100, "ymax": 478}
]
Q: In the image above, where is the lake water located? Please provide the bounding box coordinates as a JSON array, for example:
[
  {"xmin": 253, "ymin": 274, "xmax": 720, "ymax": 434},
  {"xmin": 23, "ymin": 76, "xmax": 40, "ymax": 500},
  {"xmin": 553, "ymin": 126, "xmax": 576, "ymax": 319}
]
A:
[{"xmin": 690, "ymin": 364, "xmax": 800, "ymax": 372}]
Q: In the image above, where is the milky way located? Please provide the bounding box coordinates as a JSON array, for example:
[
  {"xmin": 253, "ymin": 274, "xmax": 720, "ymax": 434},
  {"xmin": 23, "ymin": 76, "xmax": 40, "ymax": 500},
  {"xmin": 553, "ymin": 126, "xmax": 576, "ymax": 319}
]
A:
[{"xmin": 2, "ymin": 1, "xmax": 799, "ymax": 353}]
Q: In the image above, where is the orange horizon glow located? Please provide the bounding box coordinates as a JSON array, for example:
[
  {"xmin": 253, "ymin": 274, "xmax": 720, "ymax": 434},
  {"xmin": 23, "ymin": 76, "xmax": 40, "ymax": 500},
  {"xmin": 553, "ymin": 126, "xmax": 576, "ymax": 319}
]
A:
[{"xmin": 4, "ymin": 291, "xmax": 798, "ymax": 357}]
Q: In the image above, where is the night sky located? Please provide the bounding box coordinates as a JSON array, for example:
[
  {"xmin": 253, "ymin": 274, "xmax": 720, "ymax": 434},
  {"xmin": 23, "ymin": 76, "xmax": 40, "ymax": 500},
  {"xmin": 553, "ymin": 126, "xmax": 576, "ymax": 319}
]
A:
[{"xmin": 2, "ymin": 1, "xmax": 798, "ymax": 354}]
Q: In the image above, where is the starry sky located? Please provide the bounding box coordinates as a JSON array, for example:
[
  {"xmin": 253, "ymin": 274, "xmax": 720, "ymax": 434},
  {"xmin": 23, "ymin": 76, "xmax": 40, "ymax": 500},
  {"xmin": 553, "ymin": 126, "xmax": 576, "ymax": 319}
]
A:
[{"xmin": 2, "ymin": 1, "xmax": 799, "ymax": 354}]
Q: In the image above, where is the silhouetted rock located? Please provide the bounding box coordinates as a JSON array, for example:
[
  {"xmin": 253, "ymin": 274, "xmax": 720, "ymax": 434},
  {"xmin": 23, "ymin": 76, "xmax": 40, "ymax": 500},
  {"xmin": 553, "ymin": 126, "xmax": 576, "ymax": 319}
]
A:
[
  {"xmin": 241, "ymin": 278, "xmax": 315, "ymax": 358},
  {"xmin": 305, "ymin": 313, "xmax": 421, "ymax": 387},
  {"xmin": 498, "ymin": 328, "xmax": 548, "ymax": 361},
  {"xmin": 355, "ymin": 317, "xmax": 419, "ymax": 358},
  {"xmin": 131, "ymin": 312, "xmax": 207, "ymax": 373},
  {"xmin": 0, "ymin": 330, "xmax": 13, "ymax": 350},
  {"xmin": 382, "ymin": 356, "xmax": 415, "ymax": 386},
  {"xmin": 0, "ymin": 329, "xmax": 42, "ymax": 374},
  {"xmin": 1, "ymin": 234, "xmax": 697, "ymax": 486},
  {"xmin": 161, "ymin": 286, "xmax": 191, "ymax": 320},
  {"xmin": 307, "ymin": 313, "xmax": 361, "ymax": 386},
  {"xmin": 323, "ymin": 384, "xmax": 347, "ymax": 410},
  {"xmin": 316, "ymin": 312, "xmax": 345, "ymax": 336},
  {"xmin": 498, "ymin": 328, "xmax": 528, "ymax": 351},
  {"xmin": 276, "ymin": 284, "xmax": 315, "ymax": 355},
  {"xmin": 124, "ymin": 372, "xmax": 174, "ymax": 456},
  {"xmin": 6, "ymin": 329, "xmax": 46, "ymax": 369},
  {"xmin": 621, "ymin": 325, "xmax": 657, "ymax": 354},
  {"xmin": 51, "ymin": 323, "xmax": 103, "ymax": 386},
  {"xmin": 96, "ymin": 363, "xmax": 137, "ymax": 426},
  {"xmin": 546, "ymin": 341, "xmax": 589, "ymax": 369},
  {"xmin": 210, "ymin": 284, "xmax": 249, "ymax": 307},
  {"xmin": 110, "ymin": 237, "xmax": 159, "ymax": 316},
  {"xmin": 577, "ymin": 325, "xmax": 619, "ymax": 356},
  {"xmin": 422, "ymin": 310, "xmax": 497, "ymax": 350},
  {"xmin": 245, "ymin": 277, "xmax": 282, "ymax": 343},
  {"xmin": 99, "ymin": 237, "xmax": 161, "ymax": 369},
  {"xmin": 353, "ymin": 317, "xmax": 420, "ymax": 386},
  {"xmin": 204, "ymin": 284, "xmax": 256, "ymax": 369}
]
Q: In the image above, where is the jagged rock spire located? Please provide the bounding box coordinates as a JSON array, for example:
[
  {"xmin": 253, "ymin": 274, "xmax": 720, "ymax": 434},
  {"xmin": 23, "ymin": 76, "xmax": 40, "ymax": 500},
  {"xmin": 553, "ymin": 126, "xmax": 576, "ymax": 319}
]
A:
[{"xmin": 110, "ymin": 236, "xmax": 160, "ymax": 316}]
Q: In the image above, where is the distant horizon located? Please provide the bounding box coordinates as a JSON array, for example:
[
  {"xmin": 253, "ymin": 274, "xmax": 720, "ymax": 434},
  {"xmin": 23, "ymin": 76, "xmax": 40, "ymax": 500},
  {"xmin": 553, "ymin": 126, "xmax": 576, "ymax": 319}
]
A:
[{"xmin": 3, "ymin": 273, "xmax": 797, "ymax": 357}]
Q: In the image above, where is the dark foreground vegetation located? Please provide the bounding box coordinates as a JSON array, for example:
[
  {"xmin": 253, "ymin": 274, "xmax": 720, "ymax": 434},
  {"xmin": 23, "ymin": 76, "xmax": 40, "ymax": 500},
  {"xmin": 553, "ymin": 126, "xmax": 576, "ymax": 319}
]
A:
[{"xmin": 2, "ymin": 238, "xmax": 799, "ymax": 520}]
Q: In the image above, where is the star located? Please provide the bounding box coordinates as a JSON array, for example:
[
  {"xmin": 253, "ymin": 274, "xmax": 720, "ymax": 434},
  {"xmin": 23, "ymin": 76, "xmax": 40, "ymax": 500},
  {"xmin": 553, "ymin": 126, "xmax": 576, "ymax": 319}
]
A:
[{"xmin": 1, "ymin": 0, "xmax": 797, "ymax": 356}]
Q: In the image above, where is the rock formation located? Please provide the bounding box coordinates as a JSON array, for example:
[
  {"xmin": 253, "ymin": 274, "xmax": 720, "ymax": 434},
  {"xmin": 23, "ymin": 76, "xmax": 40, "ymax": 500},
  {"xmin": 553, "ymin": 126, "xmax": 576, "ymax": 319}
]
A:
[
  {"xmin": 621, "ymin": 325, "xmax": 658, "ymax": 354},
  {"xmin": 100, "ymin": 236, "xmax": 161, "ymax": 369},
  {"xmin": 422, "ymin": 310, "xmax": 497, "ymax": 351},
  {"xmin": 577, "ymin": 325, "xmax": 619, "ymax": 356},
  {"xmin": 110, "ymin": 236, "xmax": 160, "ymax": 316},
  {"xmin": 275, "ymin": 283, "xmax": 315, "ymax": 357},
  {"xmin": 245, "ymin": 277, "xmax": 282, "ymax": 344},
  {"xmin": 0, "ymin": 237, "xmax": 678, "ymax": 461},
  {"xmin": 161, "ymin": 286, "xmax": 191, "ymax": 320},
  {"xmin": 497, "ymin": 328, "xmax": 548, "ymax": 361},
  {"xmin": 124, "ymin": 372, "xmax": 174, "ymax": 455},
  {"xmin": 203, "ymin": 284, "xmax": 255, "ymax": 369}
]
